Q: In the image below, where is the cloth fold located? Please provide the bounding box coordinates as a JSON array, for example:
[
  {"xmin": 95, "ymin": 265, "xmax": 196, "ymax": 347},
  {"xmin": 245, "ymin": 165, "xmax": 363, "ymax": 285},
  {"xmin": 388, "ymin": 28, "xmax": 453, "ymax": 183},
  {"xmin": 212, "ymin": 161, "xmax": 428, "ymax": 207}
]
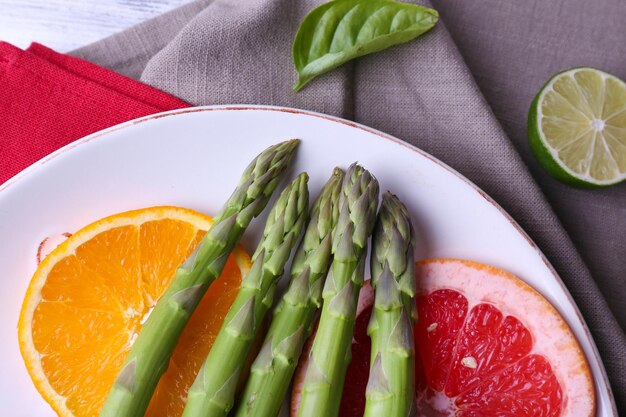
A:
[
  {"xmin": 0, "ymin": 42, "xmax": 189, "ymax": 184},
  {"xmin": 72, "ymin": 0, "xmax": 625, "ymax": 410}
]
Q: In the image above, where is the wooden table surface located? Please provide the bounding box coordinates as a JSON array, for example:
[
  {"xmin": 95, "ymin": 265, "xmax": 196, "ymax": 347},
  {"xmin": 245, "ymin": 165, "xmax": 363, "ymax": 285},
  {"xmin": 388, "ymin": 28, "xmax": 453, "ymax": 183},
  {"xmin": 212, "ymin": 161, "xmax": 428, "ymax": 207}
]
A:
[{"xmin": 0, "ymin": 0, "xmax": 190, "ymax": 52}]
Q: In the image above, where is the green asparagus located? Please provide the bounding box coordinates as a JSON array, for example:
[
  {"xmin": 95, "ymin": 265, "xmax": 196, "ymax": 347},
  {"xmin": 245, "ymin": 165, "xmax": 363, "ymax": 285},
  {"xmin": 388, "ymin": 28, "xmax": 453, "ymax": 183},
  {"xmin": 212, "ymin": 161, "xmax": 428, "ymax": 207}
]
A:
[
  {"xmin": 182, "ymin": 172, "xmax": 309, "ymax": 417},
  {"xmin": 235, "ymin": 168, "xmax": 344, "ymax": 417},
  {"xmin": 364, "ymin": 192, "xmax": 416, "ymax": 417},
  {"xmin": 99, "ymin": 140, "xmax": 299, "ymax": 417},
  {"xmin": 297, "ymin": 164, "xmax": 379, "ymax": 417}
]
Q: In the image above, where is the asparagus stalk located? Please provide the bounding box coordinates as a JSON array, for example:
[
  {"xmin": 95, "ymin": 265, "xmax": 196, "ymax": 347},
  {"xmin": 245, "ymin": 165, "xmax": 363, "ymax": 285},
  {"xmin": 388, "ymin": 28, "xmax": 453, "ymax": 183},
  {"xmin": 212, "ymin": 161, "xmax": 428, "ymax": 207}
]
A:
[
  {"xmin": 235, "ymin": 168, "xmax": 344, "ymax": 417},
  {"xmin": 297, "ymin": 164, "xmax": 379, "ymax": 417},
  {"xmin": 182, "ymin": 172, "xmax": 309, "ymax": 417},
  {"xmin": 99, "ymin": 140, "xmax": 299, "ymax": 417},
  {"xmin": 364, "ymin": 192, "xmax": 416, "ymax": 417}
]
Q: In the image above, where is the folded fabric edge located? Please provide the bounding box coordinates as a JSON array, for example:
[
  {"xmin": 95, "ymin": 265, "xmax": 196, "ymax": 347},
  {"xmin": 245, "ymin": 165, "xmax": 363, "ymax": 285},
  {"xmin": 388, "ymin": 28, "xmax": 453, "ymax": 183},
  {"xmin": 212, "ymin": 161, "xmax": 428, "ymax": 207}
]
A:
[{"xmin": 28, "ymin": 42, "xmax": 188, "ymax": 110}]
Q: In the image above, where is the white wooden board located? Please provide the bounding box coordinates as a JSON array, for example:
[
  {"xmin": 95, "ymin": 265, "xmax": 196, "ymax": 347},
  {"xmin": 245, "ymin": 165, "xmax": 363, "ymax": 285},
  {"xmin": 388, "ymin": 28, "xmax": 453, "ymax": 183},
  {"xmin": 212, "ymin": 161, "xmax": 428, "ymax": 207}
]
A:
[{"xmin": 0, "ymin": 0, "xmax": 190, "ymax": 51}]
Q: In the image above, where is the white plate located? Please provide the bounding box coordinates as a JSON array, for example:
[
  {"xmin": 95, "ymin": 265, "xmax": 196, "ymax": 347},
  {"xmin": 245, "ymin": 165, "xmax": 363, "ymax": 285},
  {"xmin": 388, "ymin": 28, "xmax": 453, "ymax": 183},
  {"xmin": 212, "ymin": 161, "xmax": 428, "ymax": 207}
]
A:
[{"xmin": 0, "ymin": 105, "xmax": 615, "ymax": 416}]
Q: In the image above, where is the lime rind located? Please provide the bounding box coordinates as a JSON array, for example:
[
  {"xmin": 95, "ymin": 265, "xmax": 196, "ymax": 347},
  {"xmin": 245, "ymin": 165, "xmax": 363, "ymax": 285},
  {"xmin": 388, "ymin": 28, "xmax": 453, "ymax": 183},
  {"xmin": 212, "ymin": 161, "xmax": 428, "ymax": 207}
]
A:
[{"xmin": 528, "ymin": 67, "xmax": 626, "ymax": 188}]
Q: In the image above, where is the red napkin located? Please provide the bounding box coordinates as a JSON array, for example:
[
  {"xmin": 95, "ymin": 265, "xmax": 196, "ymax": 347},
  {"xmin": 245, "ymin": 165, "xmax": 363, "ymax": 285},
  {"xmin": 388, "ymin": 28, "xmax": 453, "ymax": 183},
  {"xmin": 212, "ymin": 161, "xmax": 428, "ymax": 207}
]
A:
[{"xmin": 0, "ymin": 42, "xmax": 190, "ymax": 184}]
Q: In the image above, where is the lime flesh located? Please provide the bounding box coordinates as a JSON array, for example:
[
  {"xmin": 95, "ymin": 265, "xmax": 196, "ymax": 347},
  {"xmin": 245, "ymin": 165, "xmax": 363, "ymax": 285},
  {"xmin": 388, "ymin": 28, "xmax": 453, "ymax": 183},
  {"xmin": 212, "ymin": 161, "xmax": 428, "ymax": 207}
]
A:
[{"xmin": 528, "ymin": 67, "xmax": 626, "ymax": 188}]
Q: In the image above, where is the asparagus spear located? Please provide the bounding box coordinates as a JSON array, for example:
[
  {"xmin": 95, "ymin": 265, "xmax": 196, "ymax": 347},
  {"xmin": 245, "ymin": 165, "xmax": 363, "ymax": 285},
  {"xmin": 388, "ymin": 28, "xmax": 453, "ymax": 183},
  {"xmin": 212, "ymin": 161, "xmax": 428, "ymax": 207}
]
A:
[
  {"xmin": 364, "ymin": 192, "xmax": 416, "ymax": 417},
  {"xmin": 99, "ymin": 140, "xmax": 299, "ymax": 417},
  {"xmin": 297, "ymin": 164, "xmax": 379, "ymax": 417},
  {"xmin": 235, "ymin": 168, "xmax": 344, "ymax": 417},
  {"xmin": 182, "ymin": 172, "xmax": 309, "ymax": 417}
]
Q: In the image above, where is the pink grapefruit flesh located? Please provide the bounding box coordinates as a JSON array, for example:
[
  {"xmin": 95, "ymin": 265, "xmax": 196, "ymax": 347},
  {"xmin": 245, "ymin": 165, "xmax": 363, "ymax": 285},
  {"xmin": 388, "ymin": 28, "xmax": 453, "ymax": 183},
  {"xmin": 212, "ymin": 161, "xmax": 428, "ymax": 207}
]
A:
[{"xmin": 291, "ymin": 259, "xmax": 595, "ymax": 417}]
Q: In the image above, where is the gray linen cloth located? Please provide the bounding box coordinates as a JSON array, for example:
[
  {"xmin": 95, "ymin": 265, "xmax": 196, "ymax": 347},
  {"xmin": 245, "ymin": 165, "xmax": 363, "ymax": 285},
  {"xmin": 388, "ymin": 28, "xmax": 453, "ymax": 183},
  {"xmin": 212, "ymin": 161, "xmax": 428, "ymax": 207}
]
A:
[{"xmin": 72, "ymin": 0, "xmax": 626, "ymax": 411}]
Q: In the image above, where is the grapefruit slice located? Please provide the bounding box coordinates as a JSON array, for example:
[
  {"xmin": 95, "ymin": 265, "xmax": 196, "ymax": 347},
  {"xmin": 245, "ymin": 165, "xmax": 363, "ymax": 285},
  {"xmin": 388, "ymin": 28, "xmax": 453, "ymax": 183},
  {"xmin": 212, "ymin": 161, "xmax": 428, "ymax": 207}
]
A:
[{"xmin": 291, "ymin": 259, "xmax": 595, "ymax": 417}]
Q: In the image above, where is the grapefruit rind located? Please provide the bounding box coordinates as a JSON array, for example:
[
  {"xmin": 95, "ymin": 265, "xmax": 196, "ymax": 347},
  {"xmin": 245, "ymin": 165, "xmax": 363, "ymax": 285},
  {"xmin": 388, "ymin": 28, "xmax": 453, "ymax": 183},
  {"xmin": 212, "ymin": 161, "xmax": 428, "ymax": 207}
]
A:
[
  {"xmin": 415, "ymin": 259, "xmax": 595, "ymax": 417},
  {"xmin": 18, "ymin": 206, "xmax": 250, "ymax": 417}
]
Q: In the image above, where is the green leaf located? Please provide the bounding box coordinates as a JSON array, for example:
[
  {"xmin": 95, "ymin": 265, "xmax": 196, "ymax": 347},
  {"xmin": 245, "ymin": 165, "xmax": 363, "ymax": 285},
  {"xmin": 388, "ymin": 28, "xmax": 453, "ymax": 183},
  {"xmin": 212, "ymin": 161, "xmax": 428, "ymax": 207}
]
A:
[{"xmin": 292, "ymin": 0, "xmax": 439, "ymax": 91}]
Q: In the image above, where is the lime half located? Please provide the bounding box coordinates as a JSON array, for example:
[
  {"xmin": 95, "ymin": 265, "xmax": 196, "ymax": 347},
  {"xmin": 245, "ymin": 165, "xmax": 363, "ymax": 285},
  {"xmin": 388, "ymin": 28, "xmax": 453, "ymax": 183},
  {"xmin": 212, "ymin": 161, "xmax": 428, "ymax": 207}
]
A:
[{"xmin": 528, "ymin": 67, "xmax": 626, "ymax": 188}]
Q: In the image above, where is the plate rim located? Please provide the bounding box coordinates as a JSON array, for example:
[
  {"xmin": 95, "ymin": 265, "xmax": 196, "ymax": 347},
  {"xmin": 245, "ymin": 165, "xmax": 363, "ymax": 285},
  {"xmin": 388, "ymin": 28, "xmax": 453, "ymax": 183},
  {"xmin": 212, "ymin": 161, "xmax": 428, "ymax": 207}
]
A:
[{"xmin": 1, "ymin": 104, "xmax": 616, "ymax": 414}]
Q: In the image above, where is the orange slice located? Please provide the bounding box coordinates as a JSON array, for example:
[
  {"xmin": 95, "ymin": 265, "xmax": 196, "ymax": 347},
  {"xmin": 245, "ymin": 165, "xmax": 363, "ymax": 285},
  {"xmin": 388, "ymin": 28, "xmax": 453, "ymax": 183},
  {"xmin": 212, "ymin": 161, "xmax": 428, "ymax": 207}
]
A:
[
  {"xmin": 291, "ymin": 259, "xmax": 595, "ymax": 417},
  {"xmin": 18, "ymin": 206, "xmax": 250, "ymax": 417}
]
